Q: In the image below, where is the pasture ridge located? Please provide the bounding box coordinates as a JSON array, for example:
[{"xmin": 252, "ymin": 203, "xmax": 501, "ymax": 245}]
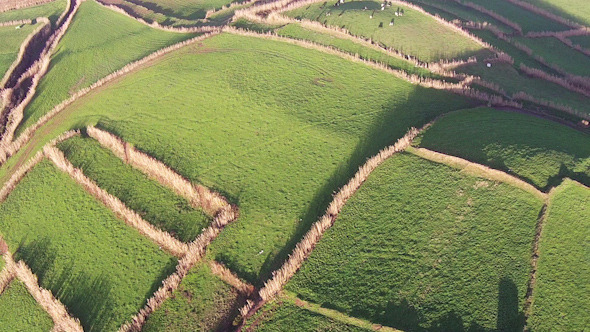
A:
[
  {"xmin": 43, "ymin": 145, "xmax": 190, "ymax": 257},
  {"xmin": 238, "ymin": 125, "xmax": 423, "ymax": 322},
  {"xmin": 86, "ymin": 126, "xmax": 228, "ymax": 217},
  {"xmin": 209, "ymin": 260, "xmax": 255, "ymax": 296},
  {"xmin": 0, "ymin": 237, "xmax": 83, "ymax": 332}
]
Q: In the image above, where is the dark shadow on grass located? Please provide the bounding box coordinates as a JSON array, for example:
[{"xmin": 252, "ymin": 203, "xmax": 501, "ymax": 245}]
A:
[{"xmin": 497, "ymin": 277, "xmax": 524, "ymax": 332}]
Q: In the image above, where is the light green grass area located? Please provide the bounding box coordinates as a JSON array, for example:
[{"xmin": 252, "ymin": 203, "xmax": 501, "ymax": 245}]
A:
[
  {"xmin": 0, "ymin": 280, "xmax": 54, "ymax": 332},
  {"xmin": 529, "ymin": 180, "xmax": 590, "ymax": 331},
  {"xmin": 465, "ymin": 0, "xmax": 570, "ymax": 32},
  {"xmin": 0, "ymin": 0, "xmax": 66, "ymax": 25},
  {"xmin": 18, "ymin": 0, "xmax": 196, "ymax": 135},
  {"xmin": 284, "ymin": 0, "xmax": 486, "ymax": 62},
  {"xmin": 569, "ymin": 35, "xmax": 590, "ymax": 49},
  {"xmin": 522, "ymin": 0, "xmax": 590, "ymax": 26},
  {"xmin": 287, "ymin": 152, "xmax": 542, "ymax": 331},
  {"xmin": 0, "ymin": 33, "xmax": 475, "ymax": 283},
  {"xmin": 143, "ymin": 262, "xmax": 240, "ymax": 331},
  {"xmin": 275, "ymin": 23, "xmax": 443, "ymax": 79},
  {"xmin": 516, "ymin": 36, "xmax": 590, "ymax": 77},
  {"xmin": 417, "ymin": 108, "xmax": 590, "ymax": 190},
  {"xmin": 247, "ymin": 298, "xmax": 371, "ymax": 332},
  {"xmin": 456, "ymin": 62, "xmax": 590, "ymax": 115},
  {"xmin": 58, "ymin": 135, "xmax": 211, "ymax": 242},
  {"xmin": 0, "ymin": 161, "xmax": 177, "ymax": 332},
  {"xmin": 0, "ymin": 22, "xmax": 42, "ymax": 79},
  {"xmin": 120, "ymin": 0, "xmax": 237, "ymax": 20}
]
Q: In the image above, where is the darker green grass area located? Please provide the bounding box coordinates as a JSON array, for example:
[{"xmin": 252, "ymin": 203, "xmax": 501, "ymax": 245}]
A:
[
  {"xmin": 0, "ymin": 161, "xmax": 177, "ymax": 332},
  {"xmin": 0, "ymin": 0, "xmax": 66, "ymax": 25},
  {"xmin": 529, "ymin": 180, "xmax": 590, "ymax": 331},
  {"xmin": 569, "ymin": 35, "xmax": 590, "ymax": 49},
  {"xmin": 58, "ymin": 135, "xmax": 211, "ymax": 242},
  {"xmin": 0, "ymin": 280, "xmax": 54, "ymax": 331},
  {"xmin": 143, "ymin": 262, "xmax": 241, "ymax": 331},
  {"xmin": 287, "ymin": 152, "xmax": 543, "ymax": 331},
  {"xmin": 0, "ymin": 23, "xmax": 41, "ymax": 80},
  {"xmin": 417, "ymin": 108, "xmax": 590, "ymax": 190},
  {"xmin": 247, "ymin": 299, "xmax": 371, "ymax": 332},
  {"xmin": 515, "ymin": 36, "xmax": 590, "ymax": 77}
]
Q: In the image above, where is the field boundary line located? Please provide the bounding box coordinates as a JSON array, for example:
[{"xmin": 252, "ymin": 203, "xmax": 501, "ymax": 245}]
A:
[
  {"xmin": 406, "ymin": 146, "xmax": 546, "ymax": 200},
  {"xmin": 86, "ymin": 126, "xmax": 228, "ymax": 217},
  {"xmin": 0, "ymin": 264, "xmax": 15, "ymax": 296},
  {"xmin": 209, "ymin": 260, "xmax": 255, "ymax": 296},
  {"xmin": 43, "ymin": 145, "xmax": 189, "ymax": 257},
  {"xmin": 224, "ymin": 26, "xmax": 520, "ymax": 108},
  {"xmin": 0, "ymin": 31, "xmax": 219, "ymax": 166},
  {"xmin": 503, "ymin": 0, "xmax": 583, "ymax": 29},
  {"xmin": 0, "ymin": 237, "xmax": 83, "ymax": 332},
  {"xmin": 456, "ymin": 1, "xmax": 522, "ymax": 34},
  {"xmin": 237, "ymin": 125, "xmax": 425, "ymax": 325}
]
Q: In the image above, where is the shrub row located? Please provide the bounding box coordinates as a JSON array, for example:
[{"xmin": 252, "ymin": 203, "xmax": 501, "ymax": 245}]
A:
[{"xmin": 458, "ymin": 1, "xmax": 522, "ymax": 34}]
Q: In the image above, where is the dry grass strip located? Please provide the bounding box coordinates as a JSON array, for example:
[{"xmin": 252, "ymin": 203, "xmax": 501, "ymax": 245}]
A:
[
  {"xmin": 238, "ymin": 126, "xmax": 423, "ymax": 321},
  {"xmin": 119, "ymin": 204, "xmax": 239, "ymax": 331},
  {"xmin": 43, "ymin": 145, "xmax": 189, "ymax": 257},
  {"xmin": 209, "ymin": 260, "xmax": 255, "ymax": 296},
  {"xmin": 0, "ymin": 31, "xmax": 219, "ymax": 165},
  {"xmin": 407, "ymin": 146, "xmax": 547, "ymax": 200},
  {"xmin": 458, "ymin": 1, "xmax": 522, "ymax": 34},
  {"xmin": 519, "ymin": 64, "xmax": 590, "ymax": 97},
  {"xmin": 0, "ymin": 0, "xmax": 55, "ymax": 12},
  {"xmin": 86, "ymin": 126, "xmax": 228, "ymax": 216},
  {"xmin": 0, "ymin": 261, "xmax": 15, "ymax": 296}
]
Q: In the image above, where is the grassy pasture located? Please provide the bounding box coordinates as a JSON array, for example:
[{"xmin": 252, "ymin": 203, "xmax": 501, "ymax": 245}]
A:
[
  {"xmin": 0, "ymin": 160, "xmax": 177, "ymax": 331},
  {"xmin": 0, "ymin": 0, "xmax": 66, "ymax": 25},
  {"xmin": 417, "ymin": 108, "xmax": 590, "ymax": 190},
  {"xmin": 143, "ymin": 262, "xmax": 241, "ymax": 331},
  {"xmin": 287, "ymin": 152, "xmax": 543, "ymax": 331},
  {"xmin": 0, "ymin": 22, "xmax": 42, "ymax": 79},
  {"xmin": 569, "ymin": 35, "xmax": 590, "ymax": 49},
  {"xmin": 0, "ymin": 33, "xmax": 475, "ymax": 283},
  {"xmin": 118, "ymin": 0, "xmax": 237, "ymax": 21},
  {"xmin": 274, "ymin": 23, "xmax": 439, "ymax": 78},
  {"xmin": 17, "ymin": 0, "xmax": 196, "ymax": 135},
  {"xmin": 58, "ymin": 135, "xmax": 211, "ymax": 242},
  {"xmin": 529, "ymin": 180, "xmax": 590, "ymax": 331},
  {"xmin": 465, "ymin": 0, "xmax": 570, "ymax": 33},
  {"xmin": 0, "ymin": 280, "xmax": 54, "ymax": 331},
  {"xmin": 516, "ymin": 36, "xmax": 590, "ymax": 77},
  {"xmin": 521, "ymin": 0, "xmax": 590, "ymax": 26},
  {"xmin": 284, "ymin": 0, "xmax": 486, "ymax": 62}
]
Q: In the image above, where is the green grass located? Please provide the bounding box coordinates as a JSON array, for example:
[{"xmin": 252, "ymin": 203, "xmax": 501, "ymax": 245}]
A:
[
  {"xmin": 0, "ymin": 280, "xmax": 54, "ymax": 331},
  {"xmin": 0, "ymin": 33, "xmax": 475, "ymax": 283},
  {"xmin": 284, "ymin": 0, "xmax": 486, "ymax": 62},
  {"xmin": 466, "ymin": 0, "xmax": 570, "ymax": 33},
  {"xmin": 275, "ymin": 23, "xmax": 443, "ymax": 79},
  {"xmin": 529, "ymin": 180, "xmax": 590, "ymax": 331},
  {"xmin": 17, "ymin": 0, "xmax": 196, "ymax": 135},
  {"xmin": 58, "ymin": 135, "xmax": 211, "ymax": 242},
  {"xmin": 521, "ymin": 0, "xmax": 590, "ymax": 26},
  {"xmin": 0, "ymin": 160, "xmax": 177, "ymax": 332},
  {"xmin": 119, "ymin": 0, "xmax": 237, "ymax": 20},
  {"xmin": 143, "ymin": 262, "xmax": 240, "ymax": 331},
  {"xmin": 569, "ymin": 35, "xmax": 590, "ymax": 49},
  {"xmin": 516, "ymin": 36, "xmax": 590, "ymax": 77},
  {"xmin": 0, "ymin": 0, "xmax": 66, "ymax": 25},
  {"xmin": 0, "ymin": 22, "xmax": 42, "ymax": 80},
  {"xmin": 247, "ymin": 298, "xmax": 371, "ymax": 332},
  {"xmin": 416, "ymin": 108, "xmax": 590, "ymax": 190},
  {"xmin": 287, "ymin": 152, "xmax": 543, "ymax": 331}
]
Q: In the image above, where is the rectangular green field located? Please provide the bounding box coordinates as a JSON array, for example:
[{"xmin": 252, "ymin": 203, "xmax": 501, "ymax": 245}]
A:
[
  {"xmin": 287, "ymin": 152, "xmax": 543, "ymax": 330},
  {"xmin": 516, "ymin": 36, "xmax": 590, "ymax": 77},
  {"xmin": 416, "ymin": 107, "xmax": 590, "ymax": 189},
  {"xmin": 0, "ymin": 160, "xmax": 177, "ymax": 332},
  {"xmin": 0, "ymin": 22, "xmax": 43, "ymax": 79},
  {"xmin": 529, "ymin": 180, "xmax": 590, "ymax": 331},
  {"xmin": 143, "ymin": 262, "xmax": 241, "ymax": 331},
  {"xmin": 58, "ymin": 135, "xmax": 211, "ymax": 242},
  {"xmin": 0, "ymin": 0, "xmax": 66, "ymax": 24},
  {"xmin": 284, "ymin": 0, "xmax": 486, "ymax": 62},
  {"xmin": 0, "ymin": 280, "xmax": 54, "ymax": 331}
]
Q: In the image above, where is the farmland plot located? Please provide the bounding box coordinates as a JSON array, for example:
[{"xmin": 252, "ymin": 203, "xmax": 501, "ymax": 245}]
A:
[{"xmin": 0, "ymin": 280, "xmax": 54, "ymax": 331}]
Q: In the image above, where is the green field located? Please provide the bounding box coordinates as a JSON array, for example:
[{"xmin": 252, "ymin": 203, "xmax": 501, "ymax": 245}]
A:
[
  {"xmin": 143, "ymin": 262, "xmax": 241, "ymax": 331},
  {"xmin": 0, "ymin": 33, "xmax": 475, "ymax": 283},
  {"xmin": 0, "ymin": 0, "xmax": 66, "ymax": 25},
  {"xmin": 522, "ymin": 0, "xmax": 590, "ymax": 26},
  {"xmin": 0, "ymin": 161, "xmax": 177, "ymax": 331},
  {"xmin": 417, "ymin": 108, "xmax": 590, "ymax": 189},
  {"xmin": 569, "ymin": 35, "xmax": 590, "ymax": 49},
  {"xmin": 284, "ymin": 0, "xmax": 486, "ymax": 62},
  {"xmin": 516, "ymin": 36, "xmax": 590, "ymax": 77},
  {"xmin": 248, "ymin": 299, "xmax": 371, "ymax": 332},
  {"xmin": 529, "ymin": 180, "xmax": 590, "ymax": 331},
  {"xmin": 275, "ymin": 23, "xmax": 439, "ymax": 78},
  {"xmin": 58, "ymin": 135, "xmax": 211, "ymax": 242},
  {"xmin": 118, "ymin": 0, "xmax": 237, "ymax": 20},
  {"xmin": 0, "ymin": 280, "xmax": 54, "ymax": 331},
  {"xmin": 17, "ymin": 0, "xmax": 196, "ymax": 135},
  {"xmin": 0, "ymin": 23, "xmax": 42, "ymax": 80},
  {"xmin": 287, "ymin": 152, "xmax": 543, "ymax": 331}
]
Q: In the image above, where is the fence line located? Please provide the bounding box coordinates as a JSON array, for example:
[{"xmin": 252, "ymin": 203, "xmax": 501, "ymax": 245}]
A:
[{"xmin": 209, "ymin": 260, "xmax": 255, "ymax": 296}]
